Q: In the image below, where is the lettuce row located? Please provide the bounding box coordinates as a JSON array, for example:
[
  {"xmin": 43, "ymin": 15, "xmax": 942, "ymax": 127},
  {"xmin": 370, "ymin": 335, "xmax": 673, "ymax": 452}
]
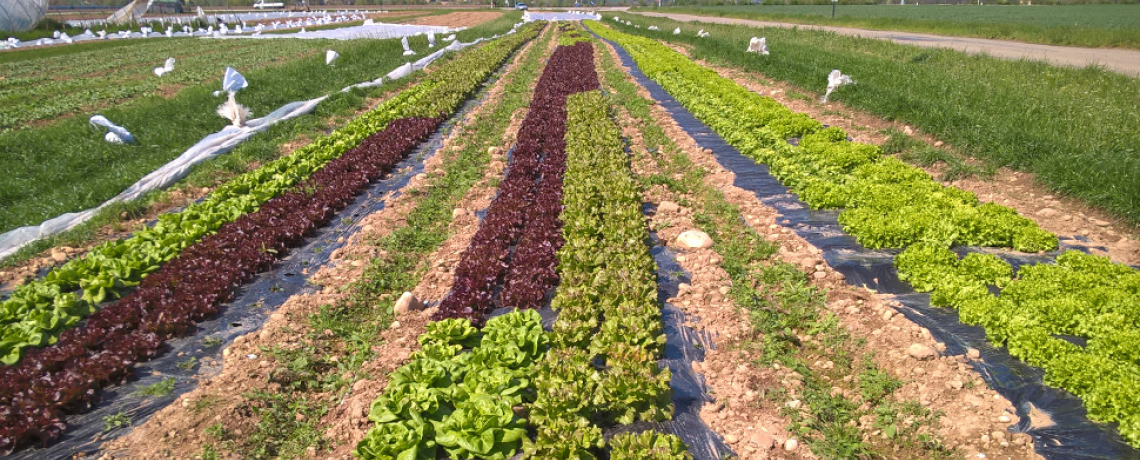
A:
[
  {"xmin": 609, "ymin": 431, "xmax": 693, "ymax": 460},
  {"xmin": 524, "ymin": 90, "xmax": 679, "ymax": 460},
  {"xmin": 588, "ymin": 23, "xmax": 1056, "ymax": 254},
  {"xmin": 0, "ymin": 23, "xmax": 544, "ymax": 365},
  {"xmin": 895, "ymin": 245, "xmax": 1140, "ymax": 446},
  {"xmin": 355, "ymin": 311, "xmax": 545, "ymax": 460}
]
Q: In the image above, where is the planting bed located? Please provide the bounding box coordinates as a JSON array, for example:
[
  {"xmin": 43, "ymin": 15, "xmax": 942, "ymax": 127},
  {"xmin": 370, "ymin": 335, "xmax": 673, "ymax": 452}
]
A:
[{"xmin": 0, "ymin": 24, "xmax": 540, "ymax": 456}]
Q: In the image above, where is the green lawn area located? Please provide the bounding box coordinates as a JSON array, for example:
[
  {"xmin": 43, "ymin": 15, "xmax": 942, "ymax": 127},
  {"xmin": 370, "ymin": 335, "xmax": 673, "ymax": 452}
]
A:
[{"xmin": 631, "ymin": 4, "xmax": 1140, "ymax": 49}]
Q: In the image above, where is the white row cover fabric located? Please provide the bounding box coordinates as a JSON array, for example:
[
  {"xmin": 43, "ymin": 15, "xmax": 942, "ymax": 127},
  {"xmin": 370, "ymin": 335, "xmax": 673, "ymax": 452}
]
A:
[
  {"xmin": 0, "ymin": 23, "xmax": 519, "ymax": 261},
  {"xmin": 747, "ymin": 37, "xmax": 769, "ymax": 55},
  {"xmin": 4, "ymin": 11, "xmax": 406, "ymax": 50},
  {"xmin": 821, "ymin": 69, "xmax": 855, "ymax": 103},
  {"xmin": 524, "ymin": 11, "xmax": 601, "ymax": 22},
  {"xmin": 106, "ymin": 0, "xmax": 149, "ymax": 26},
  {"xmin": 0, "ymin": 0, "xmax": 47, "ymax": 33}
]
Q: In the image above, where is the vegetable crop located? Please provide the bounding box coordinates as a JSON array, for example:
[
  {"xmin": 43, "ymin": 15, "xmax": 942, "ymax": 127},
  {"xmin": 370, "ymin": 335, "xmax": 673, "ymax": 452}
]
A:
[
  {"xmin": 0, "ymin": 25, "xmax": 542, "ymax": 452},
  {"xmin": 588, "ymin": 23, "xmax": 1057, "ymax": 253},
  {"xmin": 0, "ymin": 24, "xmax": 542, "ymax": 367}
]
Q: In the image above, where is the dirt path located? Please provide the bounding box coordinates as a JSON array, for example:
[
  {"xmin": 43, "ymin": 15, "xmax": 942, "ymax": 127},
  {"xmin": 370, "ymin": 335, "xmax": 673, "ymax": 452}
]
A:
[
  {"xmin": 631, "ymin": 11, "xmax": 1140, "ymax": 77},
  {"xmin": 398, "ymin": 11, "xmax": 503, "ymax": 29}
]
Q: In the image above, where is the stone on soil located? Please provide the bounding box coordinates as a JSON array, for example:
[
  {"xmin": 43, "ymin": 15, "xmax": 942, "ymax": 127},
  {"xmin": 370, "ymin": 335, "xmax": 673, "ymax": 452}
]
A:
[
  {"xmin": 677, "ymin": 230, "xmax": 714, "ymax": 249},
  {"xmin": 393, "ymin": 292, "xmax": 424, "ymax": 315},
  {"xmin": 907, "ymin": 343, "xmax": 937, "ymax": 361}
]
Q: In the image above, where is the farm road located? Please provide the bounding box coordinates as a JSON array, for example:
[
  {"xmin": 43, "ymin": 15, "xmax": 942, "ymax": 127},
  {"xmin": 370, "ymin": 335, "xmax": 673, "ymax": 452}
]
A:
[{"xmin": 632, "ymin": 11, "xmax": 1140, "ymax": 77}]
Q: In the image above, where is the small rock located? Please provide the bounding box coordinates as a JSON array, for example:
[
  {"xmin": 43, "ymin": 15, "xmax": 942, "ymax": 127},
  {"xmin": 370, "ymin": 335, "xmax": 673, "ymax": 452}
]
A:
[
  {"xmin": 452, "ymin": 208, "xmax": 467, "ymax": 218},
  {"xmin": 999, "ymin": 414, "xmax": 1012, "ymax": 423},
  {"xmin": 393, "ymin": 292, "xmax": 424, "ymax": 315},
  {"xmin": 295, "ymin": 413, "xmax": 307, "ymax": 422},
  {"xmin": 784, "ymin": 438, "xmax": 798, "ymax": 451},
  {"xmin": 907, "ymin": 343, "xmax": 938, "ymax": 361},
  {"xmin": 785, "ymin": 400, "xmax": 802, "ymax": 409},
  {"xmin": 676, "ymin": 230, "xmax": 714, "ymax": 249},
  {"xmin": 487, "ymin": 146, "xmax": 501, "ymax": 156},
  {"xmin": 992, "ymin": 430, "xmax": 1007, "ymax": 441},
  {"xmin": 1091, "ymin": 218, "xmax": 1111, "ymax": 227},
  {"xmin": 50, "ymin": 250, "xmax": 67, "ymax": 263},
  {"xmin": 1036, "ymin": 208, "xmax": 1060, "ymax": 218},
  {"xmin": 903, "ymin": 126, "xmax": 914, "ymax": 135},
  {"xmin": 813, "ymin": 271, "xmax": 828, "ymax": 280},
  {"xmin": 658, "ymin": 201, "xmax": 680, "ymax": 213},
  {"xmin": 270, "ymin": 313, "xmax": 285, "ymax": 322},
  {"xmin": 934, "ymin": 141, "xmax": 944, "ymax": 147},
  {"xmin": 949, "ymin": 380, "xmax": 964, "ymax": 390},
  {"xmin": 724, "ymin": 434, "xmax": 739, "ymax": 444},
  {"xmin": 752, "ymin": 432, "xmax": 775, "ymax": 449},
  {"xmin": 882, "ymin": 310, "xmax": 895, "ymax": 321},
  {"xmin": 967, "ymin": 348, "xmax": 982, "ymax": 360}
]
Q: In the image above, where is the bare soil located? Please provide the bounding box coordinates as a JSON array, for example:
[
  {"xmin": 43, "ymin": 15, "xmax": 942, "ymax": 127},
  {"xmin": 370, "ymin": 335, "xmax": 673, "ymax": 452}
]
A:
[
  {"xmin": 599, "ymin": 38, "xmax": 1043, "ymax": 460},
  {"xmin": 397, "ymin": 11, "xmax": 504, "ymax": 29}
]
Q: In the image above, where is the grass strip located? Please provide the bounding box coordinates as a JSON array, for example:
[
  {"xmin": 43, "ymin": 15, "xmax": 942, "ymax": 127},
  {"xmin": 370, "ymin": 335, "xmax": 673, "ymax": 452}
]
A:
[
  {"xmin": 595, "ymin": 36, "xmax": 956, "ymax": 460},
  {"xmin": 631, "ymin": 5, "xmax": 1140, "ymax": 50},
  {"xmin": 0, "ymin": 12, "xmax": 522, "ymax": 234},
  {"xmin": 605, "ymin": 14, "xmax": 1140, "ymax": 225}
]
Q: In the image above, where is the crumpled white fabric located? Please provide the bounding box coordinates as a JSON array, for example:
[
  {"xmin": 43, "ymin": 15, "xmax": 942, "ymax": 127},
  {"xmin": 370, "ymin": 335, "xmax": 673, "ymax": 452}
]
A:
[
  {"xmin": 747, "ymin": 37, "xmax": 769, "ymax": 55},
  {"xmin": 821, "ymin": 69, "xmax": 855, "ymax": 103},
  {"xmin": 89, "ymin": 115, "xmax": 135, "ymax": 145}
]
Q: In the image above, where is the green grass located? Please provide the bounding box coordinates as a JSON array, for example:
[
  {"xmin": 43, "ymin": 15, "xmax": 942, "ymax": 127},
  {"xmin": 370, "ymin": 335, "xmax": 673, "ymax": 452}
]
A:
[
  {"xmin": 0, "ymin": 12, "xmax": 521, "ymax": 239},
  {"xmin": 632, "ymin": 4, "xmax": 1140, "ymax": 49},
  {"xmin": 607, "ymin": 15, "xmax": 1140, "ymax": 225},
  {"xmin": 134, "ymin": 377, "xmax": 176, "ymax": 397}
]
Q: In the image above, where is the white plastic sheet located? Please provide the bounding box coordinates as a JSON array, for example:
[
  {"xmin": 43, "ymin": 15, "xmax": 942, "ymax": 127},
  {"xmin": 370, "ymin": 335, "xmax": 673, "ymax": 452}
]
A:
[
  {"xmin": 401, "ymin": 36, "xmax": 415, "ymax": 56},
  {"xmin": 747, "ymin": 37, "xmax": 769, "ymax": 55},
  {"xmin": 821, "ymin": 69, "xmax": 855, "ymax": 103},
  {"xmin": 326, "ymin": 50, "xmax": 340, "ymax": 65},
  {"xmin": 89, "ymin": 115, "xmax": 135, "ymax": 145},
  {"xmin": 0, "ymin": 0, "xmax": 47, "ymax": 32}
]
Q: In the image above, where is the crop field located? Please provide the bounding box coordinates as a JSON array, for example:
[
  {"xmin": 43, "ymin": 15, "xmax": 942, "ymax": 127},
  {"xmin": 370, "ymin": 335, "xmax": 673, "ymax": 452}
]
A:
[
  {"xmin": 1, "ymin": 11, "xmax": 1139, "ymax": 460},
  {"xmin": 636, "ymin": 4, "xmax": 1140, "ymax": 48},
  {"xmin": 0, "ymin": 12, "xmax": 519, "ymax": 255}
]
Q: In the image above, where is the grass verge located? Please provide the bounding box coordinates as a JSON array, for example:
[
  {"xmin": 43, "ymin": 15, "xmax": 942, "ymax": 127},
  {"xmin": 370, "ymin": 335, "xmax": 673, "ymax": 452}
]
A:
[{"xmin": 631, "ymin": 5, "xmax": 1140, "ymax": 49}]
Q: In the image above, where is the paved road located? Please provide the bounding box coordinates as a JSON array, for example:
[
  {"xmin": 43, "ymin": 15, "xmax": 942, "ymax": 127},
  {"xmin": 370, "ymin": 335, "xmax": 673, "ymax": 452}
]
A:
[{"xmin": 632, "ymin": 11, "xmax": 1140, "ymax": 77}]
